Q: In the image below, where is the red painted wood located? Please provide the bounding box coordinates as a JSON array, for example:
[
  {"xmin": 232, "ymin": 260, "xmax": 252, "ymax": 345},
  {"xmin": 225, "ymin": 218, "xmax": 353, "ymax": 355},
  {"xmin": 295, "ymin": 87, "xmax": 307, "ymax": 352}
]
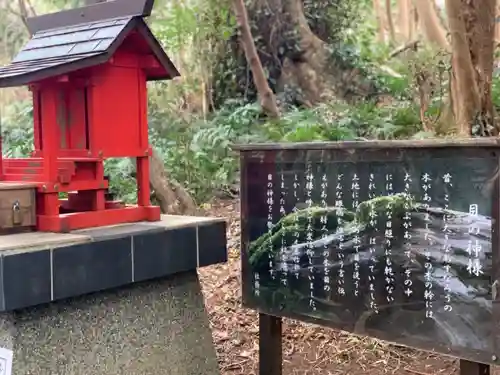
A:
[
  {"xmin": 37, "ymin": 205, "xmax": 161, "ymax": 232},
  {"xmin": 0, "ymin": 26, "xmax": 166, "ymax": 232}
]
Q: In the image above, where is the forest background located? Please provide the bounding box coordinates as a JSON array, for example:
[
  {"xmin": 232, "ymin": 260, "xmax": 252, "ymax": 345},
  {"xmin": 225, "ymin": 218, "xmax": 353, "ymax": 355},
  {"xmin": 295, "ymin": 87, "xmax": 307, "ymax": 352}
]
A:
[
  {"xmin": 1, "ymin": 0, "xmax": 498, "ymax": 209},
  {"xmin": 0, "ymin": 0, "xmax": 498, "ymax": 373}
]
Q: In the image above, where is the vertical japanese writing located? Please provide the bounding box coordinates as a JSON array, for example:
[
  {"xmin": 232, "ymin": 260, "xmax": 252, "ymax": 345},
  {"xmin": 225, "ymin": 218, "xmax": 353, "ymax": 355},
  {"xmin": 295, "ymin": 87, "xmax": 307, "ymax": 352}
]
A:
[
  {"xmin": 254, "ymin": 272, "xmax": 260, "ymax": 296},
  {"xmin": 336, "ymin": 172, "xmax": 346, "ymax": 296},
  {"xmin": 320, "ymin": 172, "xmax": 331, "ymax": 295},
  {"xmin": 403, "ymin": 173, "xmax": 413, "ymax": 299},
  {"xmin": 384, "ymin": 173, "xmax": 395, "ymax": 303},
  {"xmin": 352, "ymin": 173, "xmax": 361, "ymax": 297},
  {"xmin": 368, "ymin": 173, "xmax": 378, "ymax": 312},
  {"xmin": 267, "ymin": 173, "xmax": 275, "ymax": 279},
  {"xmin": 442, "ymin": 173, "xmax": 452, "ymax": 312},
  {"xmin": 305, "ymin": 162, "xmax": 316, "ymax": 310},
  {"xmin": 292, "ymin": 173, "xmax": 301, "ymax": 278},
  {"xmin": 422, "ymin": 173, "xmax": 433, "ymax": 318},
  {"xmin": 467, "ymin": 203, "xmax": 483, "ymax": 277},
  {"xmin": 279, "ymin": 172, "xmax": 288, "ymax": 286}
]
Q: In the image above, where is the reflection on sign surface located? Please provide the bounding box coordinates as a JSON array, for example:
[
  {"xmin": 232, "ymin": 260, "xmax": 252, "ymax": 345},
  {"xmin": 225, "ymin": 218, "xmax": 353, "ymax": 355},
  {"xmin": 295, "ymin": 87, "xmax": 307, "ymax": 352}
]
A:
[{"xmin": 240, "ymin": 145, "xmax": 499, "ymax": 364}]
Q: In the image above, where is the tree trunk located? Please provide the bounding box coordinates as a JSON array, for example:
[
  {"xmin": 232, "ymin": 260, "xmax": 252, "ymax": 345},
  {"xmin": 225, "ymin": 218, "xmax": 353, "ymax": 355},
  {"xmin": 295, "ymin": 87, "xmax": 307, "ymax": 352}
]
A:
[
  {"xmin": 495, "ymin": 4, "xmax": 500, "ymax": 44},
  {"xmin": 17, "ymin": 0, "xmax": 31, "ymax": 30},
  {"xmin": 282, "ymin": 0, "xmax": 328, "ymax": 104},
  {"xmin": 413, "ymin": 0, "xmax": 449, "ymax": 50},
  {"xmin": 277, "ymin": 0, "xmax": 378, "ymax": 105},
  {"xmin": 149, "ymin": 150, "xmax": 197, "ymax": 215},
  {"xmin": 409, "ymin": 2, "xmax": 418, "ymax": 40},
  {"xmin": 385, "ymin": 0, "xmax": 396, "ymax": 42},
  {"xmin": 398, "ymin": 0, "xmax": 411, "ymax": 41},
  {"xmin": 220, "ymin": 0, "xmax": 380, "ymax": 107},
  {"xmin": 373, "ymin": 0, "xmax": 386, "ymax": 43},
  {"xmin": 445, "ymin": 0, "xmax": 497, "ymax": 136},
  {"xmin": 232, "ymin": 0, "xmax": 280, "ymax": 118}
]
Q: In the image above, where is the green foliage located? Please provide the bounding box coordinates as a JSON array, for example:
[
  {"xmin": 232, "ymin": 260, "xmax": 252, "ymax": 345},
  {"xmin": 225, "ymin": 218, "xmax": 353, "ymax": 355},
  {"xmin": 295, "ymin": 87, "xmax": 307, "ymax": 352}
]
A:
[
  {"xmin": 0, "ymin": 0, "xmax": 485, "ymax": 210},
  {"xmin": 333, "ymin": 102, "xmax": 422, "ymax": 139},
  {"xmin": 1, "ymin": 100, "xmax": 34, "ymax": 157},
  {"xmin": 304, "ymin": 0, "xmax": 362, "ymax": 44},
  {"xmin": 152, "ymin": 4, "xmax": 199, "ymax": 52},
  {"xmin": 0, "ymin": 90, "xmax": 427, "ymax": 207},
  {"xmin": 104, "ymin": 158, "xmax": 137, "ymax": 203},
  {"xmin": 149, "ymin": 101, "xmax": 261, "ymax": 202},
  {"xmin": 147, "ymin": 93, "xmax": 426, "ymax": 203},
  {"xmin": 492, "ymin": 71, "xmax": 500, "ymax": 112},
  {"xmin": 211, "ymin": 0, "xmax": 367, "ymax": 108},
  {"xmin": 261, "ymin": 107, "xmax": 357, "ymax": 142}
]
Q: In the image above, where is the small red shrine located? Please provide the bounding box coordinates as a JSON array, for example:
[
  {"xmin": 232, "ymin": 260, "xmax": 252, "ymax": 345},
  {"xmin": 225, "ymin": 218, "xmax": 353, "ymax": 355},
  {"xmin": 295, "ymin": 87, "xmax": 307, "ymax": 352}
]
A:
[{"xmin": 0, "ymin": 0, "xmax": 180, "ymax": 232}]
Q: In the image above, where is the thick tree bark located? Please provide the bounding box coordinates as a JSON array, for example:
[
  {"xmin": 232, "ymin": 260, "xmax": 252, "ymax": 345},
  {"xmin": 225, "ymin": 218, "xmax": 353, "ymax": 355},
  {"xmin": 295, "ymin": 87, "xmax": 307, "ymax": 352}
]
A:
[
  {"xmin": 281, "ymin": 0, "xmax": 328, "ymax": 104},
  {"xmin": 149, "ymin": 150, "xmax": 197, "ymax": 215},
  {"xmin": 277, "ymin": 0, "xmax": 377, "ymax": 105},
  {"xmin": 221, "ymin": 0, "xmax": 379, "ymax": 107},
  {"xmin": 232, "ymin": 0, "xmax": 280, "ymax": 118},
  {"xmin": 445, "ymin": 0, "xmax": 497, "ymax": 136}
]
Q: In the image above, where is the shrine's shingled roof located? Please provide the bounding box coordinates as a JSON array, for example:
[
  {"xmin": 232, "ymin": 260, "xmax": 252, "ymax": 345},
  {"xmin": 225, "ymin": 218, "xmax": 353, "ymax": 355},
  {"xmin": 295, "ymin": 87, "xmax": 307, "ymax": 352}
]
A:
[{"xmin": 0, "ymin": 0, "xmax": 179, "ymax": 88}]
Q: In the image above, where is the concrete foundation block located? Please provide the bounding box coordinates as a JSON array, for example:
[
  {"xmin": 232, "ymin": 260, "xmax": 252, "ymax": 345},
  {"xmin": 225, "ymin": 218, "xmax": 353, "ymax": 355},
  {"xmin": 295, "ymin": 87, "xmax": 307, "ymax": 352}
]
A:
[{"xmin": 0, "ymin": 271, "xmax": 220, "ymax": 375}]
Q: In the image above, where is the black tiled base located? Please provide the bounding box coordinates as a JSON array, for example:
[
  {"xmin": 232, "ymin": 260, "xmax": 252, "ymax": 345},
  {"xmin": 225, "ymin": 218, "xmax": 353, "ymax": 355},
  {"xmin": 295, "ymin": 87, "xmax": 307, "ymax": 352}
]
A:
[
  {"xmin": 133, "ymin": 227, "xmax": 198, "ymax": 282},
  {"xmin": 0, "ymin": 220, "xmax": 227, "ymax": 311},
  {"xmin": 198, "ymin": 221, "xmax": 227, "ymax": 267},
  {"xmin": 53, "ymin": 237, "xmax": 133, "ymax": 300},
  {"xmin": 3, "ymin": 251, "xmax": 51, "ymax": 311}
]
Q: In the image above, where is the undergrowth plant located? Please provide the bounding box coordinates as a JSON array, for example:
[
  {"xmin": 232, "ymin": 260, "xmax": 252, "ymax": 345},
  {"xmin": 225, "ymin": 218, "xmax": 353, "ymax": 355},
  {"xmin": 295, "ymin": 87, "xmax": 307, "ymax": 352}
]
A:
[
  {"xmin": 4, "ymin": 70, "xmax": 500, "ymax": 204},
  {"xmin": 2, "ymin": 0, "xmax": 500, "ymax": 206}
]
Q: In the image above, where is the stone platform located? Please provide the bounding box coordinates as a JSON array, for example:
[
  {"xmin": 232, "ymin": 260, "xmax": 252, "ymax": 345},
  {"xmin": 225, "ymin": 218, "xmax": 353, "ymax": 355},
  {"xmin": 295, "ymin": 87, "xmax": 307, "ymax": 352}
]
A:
[{"xmin": 0, "ymin": 215, "xmax": 227, "ymax": 374}]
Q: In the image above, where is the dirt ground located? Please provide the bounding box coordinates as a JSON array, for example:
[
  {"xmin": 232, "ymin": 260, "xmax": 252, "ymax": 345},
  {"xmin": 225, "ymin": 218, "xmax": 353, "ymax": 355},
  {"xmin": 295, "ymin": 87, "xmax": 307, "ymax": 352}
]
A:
[{"xmin": 197, "ymin": 198, "xmax": 495, "ymax": 375}]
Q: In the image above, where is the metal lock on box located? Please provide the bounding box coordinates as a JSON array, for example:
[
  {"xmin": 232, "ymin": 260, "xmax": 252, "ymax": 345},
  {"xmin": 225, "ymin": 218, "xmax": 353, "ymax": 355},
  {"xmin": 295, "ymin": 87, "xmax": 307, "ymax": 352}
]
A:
[
  {"xmin": 0, "ymin": 184, "xmax": 36, "ymax": 230},
  {"xmin": 11, "ymin": 200, "xmax": 22, "ymax": 226}
]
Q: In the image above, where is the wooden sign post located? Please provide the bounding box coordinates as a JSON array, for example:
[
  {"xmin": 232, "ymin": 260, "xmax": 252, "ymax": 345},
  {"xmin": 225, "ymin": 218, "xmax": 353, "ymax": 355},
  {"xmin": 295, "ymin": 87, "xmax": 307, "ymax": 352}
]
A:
[{"xmin": 234, "ymin": 139, "xmax": 500, "ymax": 375}]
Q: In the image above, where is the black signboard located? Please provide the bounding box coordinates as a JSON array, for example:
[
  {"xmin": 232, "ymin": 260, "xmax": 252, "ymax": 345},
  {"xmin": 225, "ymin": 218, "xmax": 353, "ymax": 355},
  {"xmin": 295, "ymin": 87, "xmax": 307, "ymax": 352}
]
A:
[{"xmin": 237, "ymin": 140, "xmax": 500, "ymax": 365}]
